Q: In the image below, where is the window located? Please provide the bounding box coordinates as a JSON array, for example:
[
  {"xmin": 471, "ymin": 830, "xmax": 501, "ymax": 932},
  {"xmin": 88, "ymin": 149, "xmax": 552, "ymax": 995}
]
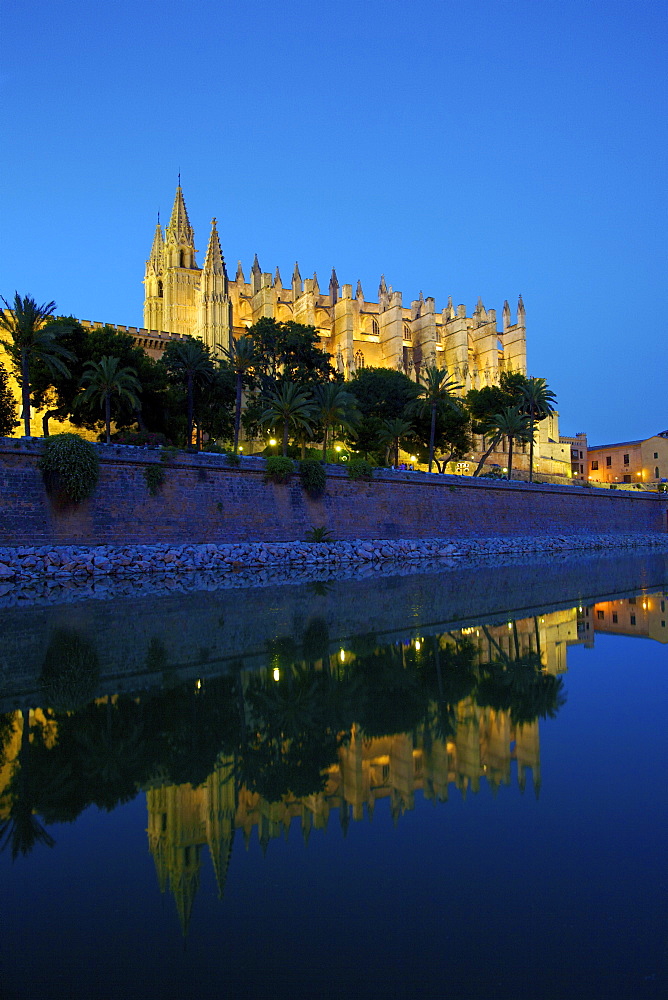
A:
[
  {"xmin": 597, "ymin": 610, "xmax": 605, "ymax": 620},
  {"xmin": 579, "ymin": 451, "xmax": 583, "ymax": 458},
  {"xmin": 591, "ymin": 460, "xmax": 599, "ymax": 470},
  {"xmin": 623, "ymin": 454, "xmax": 629, "ymax": 465},
  {"xmin": 661, "ymin": 621, "xmax": 665, "ymax": 628},
  {"xmin": 628, "ymin": 598, "xmax": 636, "ymax": 605},
  {"xmin": 654, "ymin": 452, "xmax": 658, "ymax": 459},
  {"xmin": 606, "ymin": 456, "xmax": 612, "ymax": 467},
  {"xmin": 580, "ymin": 464, "xmax": 584, "ymax": 473},
  {"xmin": 157, "ymin": 280, "xmax": 163, "ymax": 298},
  {"xmin": 630, "ymin": 615, "xmax": 636, "ymax": 625},
  {"xmin": 371, "ymin": 318, "xmax": 379, "ymax": 336},
  {"xmin": 612, "ymin": 613, "xmax": 618, "ymax": 623},
  {"xmin": 623, "ymin": 475, "xmax": 631, "ymax": 483},
  {"xmin": 655, "ymin": 467, "xmax": 660, "ymax": 479}
]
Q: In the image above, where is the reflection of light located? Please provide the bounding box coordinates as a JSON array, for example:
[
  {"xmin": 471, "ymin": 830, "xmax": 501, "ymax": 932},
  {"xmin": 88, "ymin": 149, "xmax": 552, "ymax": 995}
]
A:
[
  {"xmin": 642, "ymin": 601, "xmax": 647, "ymax": 610},
  {"xmin": 195, "ymin": 679, "xmax": 202, "ymax": 690},
  {"xmin": 273, "ymin": 667, "xmax": 280, "ymax": 682},
  {"xmin": 578, "ymin": 606, "xmax": 583, "ymax": 612},
  {"xmin": 415, "ymin": 639, "xmax": 421, "ymax": 651},
  {"xmin": 339, "ymin": 649, "xmax": 345, "ymax": 663},
  {"xmin": 508, "ymin": 623, "xmax": 513, "ymax": 630}
]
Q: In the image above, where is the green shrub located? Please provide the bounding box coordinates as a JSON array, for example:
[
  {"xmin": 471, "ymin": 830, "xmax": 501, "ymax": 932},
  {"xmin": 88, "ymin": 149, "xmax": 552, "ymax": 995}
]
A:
[
  {"xmin": 265, "ymin": 455, "xmax": 294, "ymax": 483},
  {"xmin": 299, "ymin": 459, "xmax": 326, "ymax": 498},
  {"xmin": 144, "ymin": 464, "xmax": 165, "ymax": 495},
  {"xmin": 160, "ymin": 445, "xmax": 179, "ymax": 464},
  {"xmin": 202, "ymin": 441, "xmax": 226, "ymax": 454},
  {"xmin": 225, "ymin": 451, "xmax": 241, "ymax": 467},
  {"xmin": 39, "ymin": 433, "xmax": 99, "ymax": 503},
  {"xmin": 347, "ymin": 458, "xmax": 374, "ymax": 481},
  {"xmin": 305, "ymin": 526, "xmax": 333, "ymax": 542}
]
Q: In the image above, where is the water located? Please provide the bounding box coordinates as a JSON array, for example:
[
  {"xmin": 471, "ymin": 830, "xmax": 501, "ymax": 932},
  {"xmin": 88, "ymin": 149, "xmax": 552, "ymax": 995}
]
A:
[{"xmin": 1, "ymin": 553, "xmax": 667, "ymax": 1000}]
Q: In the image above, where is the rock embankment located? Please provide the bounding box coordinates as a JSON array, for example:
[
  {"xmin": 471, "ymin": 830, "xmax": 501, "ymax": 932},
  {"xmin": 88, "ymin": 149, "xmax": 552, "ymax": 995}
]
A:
[{"xmin": 0, "ymin": 533, "xmax": 666, "ymax": 586}]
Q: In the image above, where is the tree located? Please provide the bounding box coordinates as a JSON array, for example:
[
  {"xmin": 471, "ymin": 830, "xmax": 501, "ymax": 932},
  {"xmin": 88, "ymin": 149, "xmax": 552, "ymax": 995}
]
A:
[
  {"xmin": 486, "ymin": 406, "xmax": 532, "ymax": 480},
  {"xmin": 0, "ymin": 293, "xmax": 74, "ymax": 436},
  {"xmin": 222, "ymin": 334, "xmax": 256, "ymax": 453},
  {"xmin": 248, "ymin": 317, "xmax": 337, "ymax": 390},
  {"xmin": 259, "ymin": 382, "xmax": 316, "ymax": 456},
  {"xmin": 347, "ymin": 367, "xmax": 420, "ymax": 461},
  {"xmin": 0, "ymin": 363, "xmax": 18, "ymax": 436},
  {"xmin": 520, "ymin": 377, "xmax": 557, "ymax": 482},
  {"xmin": 378, "ymin": 417, "xmax": 413, "ymax": 467},
  {"xmin": 159, "ymin": 337, "xmax": 215, "ymax": 448},
  {"xmin": 406, "ymin": 366, "xmax": 462, "ymax": 473},
  {"xmin": 75, "ymin": 356, "xmax": 142, "ymax": 444},
  {"xmin": 312, "ymin": 382, "xmax": 359, "ymax": 460},
  {"xmin": 409, "ymin": 404, "xmax": 471, "ymax": 472},
  {"xmin": 468, "ymin": 371, "xmax": 531, "ymax": 477}
]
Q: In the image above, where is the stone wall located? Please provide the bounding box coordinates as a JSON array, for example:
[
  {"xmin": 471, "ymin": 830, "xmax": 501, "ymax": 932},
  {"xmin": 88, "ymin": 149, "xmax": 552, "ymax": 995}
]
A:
[{"xmin": 0, "ymin": 440, "xmax": 666, "ymax": 548}]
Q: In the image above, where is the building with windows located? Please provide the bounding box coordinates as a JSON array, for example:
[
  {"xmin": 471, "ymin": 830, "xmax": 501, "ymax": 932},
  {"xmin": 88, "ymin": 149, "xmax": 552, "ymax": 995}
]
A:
[{"xmin": 587, "ymin": 432, "xmax": 668, "ymax": 486}]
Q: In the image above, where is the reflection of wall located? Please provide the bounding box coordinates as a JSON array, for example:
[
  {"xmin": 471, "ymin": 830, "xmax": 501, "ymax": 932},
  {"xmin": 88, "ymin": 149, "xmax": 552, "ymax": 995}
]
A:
[
  {"xmin": 145, "ymin": 709, "xmax": 541, "ymax": 934},
  {"xmin": 591, "ymin": 592, "xmax": 667, "ymax": 643},
  {"xmin": 4, "ymin": 553, "xmax": 668, "ymax": 709}
]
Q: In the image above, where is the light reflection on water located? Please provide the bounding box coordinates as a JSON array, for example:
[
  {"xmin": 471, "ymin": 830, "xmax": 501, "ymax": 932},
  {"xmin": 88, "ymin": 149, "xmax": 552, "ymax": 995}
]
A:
[{"xmin": 1, "ymin": 560, "xmax": 667, "ymax": 1000}]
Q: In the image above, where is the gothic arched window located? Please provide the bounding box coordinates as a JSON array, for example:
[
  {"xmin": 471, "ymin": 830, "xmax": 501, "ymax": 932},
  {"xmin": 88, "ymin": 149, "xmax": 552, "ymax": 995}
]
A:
[
  {"xmin": 157, "ymin": 280, "xmax": 163, "ymax": 298},
  {"xmin": 371, "ymin": 318, "xmax": 379, "ymax": 336}
]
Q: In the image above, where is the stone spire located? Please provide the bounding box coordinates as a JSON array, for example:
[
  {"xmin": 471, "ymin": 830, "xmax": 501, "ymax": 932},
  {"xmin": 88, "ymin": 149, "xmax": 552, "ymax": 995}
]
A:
[
  {"xmin": 502, "ymin": 299, "xmax": 511, "ymax": 331},
  {"xmin": 312, "ymin": 271, "xmax": 320, "ymax": 295},
  {"xmin": 251, "ymin": 254, "xmax": 261, "ymax": 294},
  {"xmin": 274, "ymin": 266, "xmax": 282, "ymax": 289},
  {"xmin": 356, "ymin": 279, "xmax": 364, "ymax": 303},
  {"xmin": 165, "ymin": 185, "xmax": 196, "ymax": 268},
  {"xmin": 517, "ymin": 293, "xmax": 525, "ymax": 324},
  {"xmin": 378, "ymin": 274, "xmax": 389, "ymax": 311},
  {"xmin": 202, "ymin": 218, "xmax": 227, "ymax": 278},
  {"xmin": 292, "ymin": 261, "xmax": 302, "ymax": 298},
  {"xmin": 329, "ymin": 267, "xmax": 339, "ymax": 304},
  {"xmin": 235, "ymin": 260, "xmax": 245, "ymax": 284},
  {"xmin": 147, "ymin": 222, "xmax": 164, "ymax": 274}
]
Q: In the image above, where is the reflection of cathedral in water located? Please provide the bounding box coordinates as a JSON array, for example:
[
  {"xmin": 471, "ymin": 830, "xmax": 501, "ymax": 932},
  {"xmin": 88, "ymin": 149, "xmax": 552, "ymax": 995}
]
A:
[{"xmin": 147, "ymin": 711, "xmax": 541, "ymax": 934}]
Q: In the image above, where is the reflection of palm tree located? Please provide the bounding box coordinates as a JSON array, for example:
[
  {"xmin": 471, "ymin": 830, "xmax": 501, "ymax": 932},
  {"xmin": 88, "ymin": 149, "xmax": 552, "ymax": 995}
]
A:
[{"xmin": 0, "ymin": 710, "xmax": 55, "ymax": 859}]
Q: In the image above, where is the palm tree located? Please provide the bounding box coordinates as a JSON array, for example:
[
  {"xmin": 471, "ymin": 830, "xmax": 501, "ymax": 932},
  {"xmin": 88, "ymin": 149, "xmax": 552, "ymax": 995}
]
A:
[
  {"xmin": 406, "ymin": 366, "xmax": 462, "ymax": 473},
  {"xmin": 488, "ymin": 406, "xmax": 532, "ymax": 480},
  {"xmin": 312, "ymin": 383, "xmax": 359, "ymax": 460},
  {"xmin": 378, "ymin": 417, "xmax": 413, "ymax": 467},
  {"xmin": 0, "ymin": 293, "xmax": 73, "ymax": 437},
  {"xmin": 223, "ymin": 335, "xmax": 256, "ymax": 454},
  {"xmin": 75, "ymin": 356, "xmax": 142, "ymax": 444},
  {"xmin": 259, "ymin": 382, "xmax": 316, "ymax": 456},
  {"xmin": 520, "ymin": 377, "xmax": 557, "ymax": 482},
  {"xmin": 162, "ymin": 338, "xmax": 215, "ymax": 448}
]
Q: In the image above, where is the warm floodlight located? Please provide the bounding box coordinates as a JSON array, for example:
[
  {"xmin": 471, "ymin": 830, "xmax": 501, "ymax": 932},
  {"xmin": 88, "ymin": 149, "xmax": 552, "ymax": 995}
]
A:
[{"xmin": 273, "ymin": 667, "xmax": 280, "ymax": 682}]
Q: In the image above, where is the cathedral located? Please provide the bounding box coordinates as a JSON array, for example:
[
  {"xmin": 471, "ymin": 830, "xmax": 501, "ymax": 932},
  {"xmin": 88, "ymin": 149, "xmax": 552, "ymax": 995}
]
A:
[{"xmin": 143, "ymin": 185, "xmax": 527, "ymax": 390}]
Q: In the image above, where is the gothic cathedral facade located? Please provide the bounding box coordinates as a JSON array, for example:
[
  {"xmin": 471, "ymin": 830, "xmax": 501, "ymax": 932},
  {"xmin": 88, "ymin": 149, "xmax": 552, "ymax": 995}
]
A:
[{"xmin": 144, "ymin": 186, "xmax": 527, "ymax": 390}]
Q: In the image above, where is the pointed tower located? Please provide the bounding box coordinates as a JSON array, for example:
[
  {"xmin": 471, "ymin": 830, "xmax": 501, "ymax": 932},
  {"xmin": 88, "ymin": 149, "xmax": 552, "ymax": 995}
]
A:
[
  {"xmin": 143, "ymin": 221, "xmax": 165, "ymax": 331},
  {"xmin": 329, "ymin": 267, "xmax": 339, "ymax": 304},
  {"xmin": 197, "ymin": 218, "xmax": 232, "ymax": 352},
  {"xmin": 161, "ymin": 185, "xmax": 201, "ymax": 336},
  {"xmin": 292, "ymin": 261, "xmax": 302, "ymax": 300},
  {"xmin": 251, "ymin": 254, "xmax": 262, "ymax": 294}
]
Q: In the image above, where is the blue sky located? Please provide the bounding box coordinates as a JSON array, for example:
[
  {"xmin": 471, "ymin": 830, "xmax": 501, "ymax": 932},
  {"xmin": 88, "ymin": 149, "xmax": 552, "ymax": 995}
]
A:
[{"xmin": 2, "ymin": 0, "xmax": 666, "ymax": 444}]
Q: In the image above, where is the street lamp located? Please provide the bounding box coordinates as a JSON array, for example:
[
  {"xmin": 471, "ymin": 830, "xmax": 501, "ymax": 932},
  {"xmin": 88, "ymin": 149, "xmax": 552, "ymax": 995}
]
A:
[
  {"xmin": 269, "ymin": 438, "xmax": 277, "ymax": 455},
  {"xmin": 335, "ymin": 445, "xmax": 341, "ymax": 463}
]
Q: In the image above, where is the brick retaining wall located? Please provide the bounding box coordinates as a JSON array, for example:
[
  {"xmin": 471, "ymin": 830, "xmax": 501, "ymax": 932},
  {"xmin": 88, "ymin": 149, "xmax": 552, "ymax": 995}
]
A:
[{"xmin": 1, "ymin": 440, "xmax": 666, "ymax": 547}]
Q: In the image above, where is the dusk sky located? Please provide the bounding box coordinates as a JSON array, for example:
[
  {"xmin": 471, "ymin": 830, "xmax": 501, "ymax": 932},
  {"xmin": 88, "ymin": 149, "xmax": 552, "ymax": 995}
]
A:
[{"xmin": 2, "ymin": 0, "xmax": 666, "ymax": 445}]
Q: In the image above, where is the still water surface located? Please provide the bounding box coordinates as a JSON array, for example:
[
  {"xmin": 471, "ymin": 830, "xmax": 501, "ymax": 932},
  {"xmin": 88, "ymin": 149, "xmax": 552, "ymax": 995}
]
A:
[{"xmin": 2, "ymin": 555, "xmax": 667, "ymax": 999}]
